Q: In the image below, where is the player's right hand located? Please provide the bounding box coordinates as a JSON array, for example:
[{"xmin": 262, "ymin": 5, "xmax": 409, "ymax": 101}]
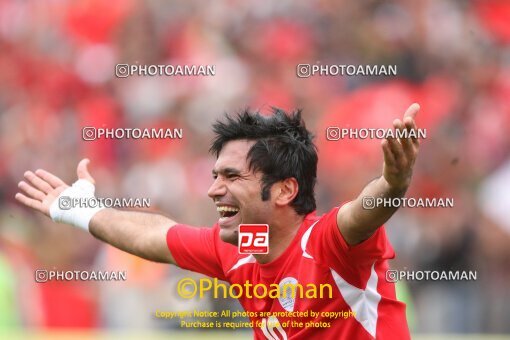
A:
[{"xmin": 15, "ymin": 158, "xmax": 95, "ymax": 218}]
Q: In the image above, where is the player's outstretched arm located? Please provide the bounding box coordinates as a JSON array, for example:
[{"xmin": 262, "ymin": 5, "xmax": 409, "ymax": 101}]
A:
[
  {"xmin": 15, "ymin": 159, "xmax": 178, "ymax": 264},
  {"xmin": 337, "ymin": 103, "xmax": 421, "ymax": 245}
]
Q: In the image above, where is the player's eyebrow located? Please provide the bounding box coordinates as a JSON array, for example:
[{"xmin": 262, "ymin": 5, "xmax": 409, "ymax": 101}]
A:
[{"xmin": 212, "ymin": 167, "xmax": 242, "ymax": 176}]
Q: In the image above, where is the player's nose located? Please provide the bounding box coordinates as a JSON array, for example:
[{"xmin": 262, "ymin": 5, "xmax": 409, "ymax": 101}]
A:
[{"xmin": 207, "ymin": 177, "xmax": 227, "ymax": 198}]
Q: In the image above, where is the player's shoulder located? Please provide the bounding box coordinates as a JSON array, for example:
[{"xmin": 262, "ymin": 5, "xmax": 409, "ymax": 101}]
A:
[
  {"xmin": 302, "ymin": 206, "xmax": 341, "ymax": 229},
  {"xmin": 288, "ymin": 208, "xmax": 339, "ymax": 254}
]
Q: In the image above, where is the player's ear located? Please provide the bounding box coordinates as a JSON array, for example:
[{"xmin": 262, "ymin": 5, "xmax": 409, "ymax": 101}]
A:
[{"xmin": 274, "ymin": 178, "xmax": 299, "ymax": 207}]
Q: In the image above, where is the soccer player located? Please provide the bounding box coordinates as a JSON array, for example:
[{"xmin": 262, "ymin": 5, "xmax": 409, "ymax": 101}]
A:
[{"xmin": 15, "ymin": 103, "xmax": 421, "ymax": 339}]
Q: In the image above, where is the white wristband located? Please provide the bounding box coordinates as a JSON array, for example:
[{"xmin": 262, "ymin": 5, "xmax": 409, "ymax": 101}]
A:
[{"xmin": 49, "ymin": 179, "xmax": 106, "ymax": 231}]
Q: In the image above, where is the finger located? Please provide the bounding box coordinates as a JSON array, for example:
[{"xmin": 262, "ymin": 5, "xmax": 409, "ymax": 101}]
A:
[
  {"xmin": 76, "ymin": 158, "xmax": 95, "ymax": 184},
  {"xmin": 382, "ymin": 139, "xmax": 396, "ymax": 166},
  {"xmin": 35, "ymin": 169, "xmax": 66, "ymax": 188},
  {"xmin": 404, "ymin": 116, "xmax": 420, "ymax": 146},
  {"xmin": 24, "ymin": 171, "xmax": 53, "ymax": 194},
  {"xmin": 387, "ymin": 134, "xmax": 405, "ymax": 167},
  {"xmin": 392, "ymin": 118, "xmax": 415, "ymax": 161},
  {"xmin": 392, "ymin": 118, "xmax": 405, "ymax": 135},
  {"xmin": 15, "ymin": 193, "xmax": 45, "ymax": 212},
  {"xmin": 400, "ymin": 136, "xmax": 415, "ymax": 162},
  {"xmin": 403, "ymin": 103, "xmax": 420, "ymax": 120},
  {"xmin": 18, "ymin": 181, "xmax": 45, "ymax": 201},
  {"xmin": 396, "ymin": 119, "xmax": 415, "ymax": 158}
]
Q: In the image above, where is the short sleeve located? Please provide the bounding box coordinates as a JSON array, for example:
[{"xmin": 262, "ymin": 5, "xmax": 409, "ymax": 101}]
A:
[
  {"xmin": 305, "ymin": 207, "xmax": 395, "ymax": 281},
  {"xmin": 166, "ymin": 224, "xmax": 227, "ymax": 281}
]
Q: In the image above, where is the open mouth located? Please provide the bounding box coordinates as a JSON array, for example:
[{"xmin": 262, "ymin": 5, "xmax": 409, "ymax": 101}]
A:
[{"xmin": 217, "ymin": 205, "xmax": 240, "ymax": 220}]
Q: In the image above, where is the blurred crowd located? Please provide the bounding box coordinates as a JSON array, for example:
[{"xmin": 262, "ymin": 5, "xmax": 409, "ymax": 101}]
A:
[{"xmin": 0, "ymin": 0, "xmax": 509, "ymax": 335}]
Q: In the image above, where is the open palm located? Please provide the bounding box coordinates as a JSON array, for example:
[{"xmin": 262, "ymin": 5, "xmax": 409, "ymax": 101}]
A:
[{"xmin": 15, "ymin": 159, "xmax": 95, "ymax": 217}]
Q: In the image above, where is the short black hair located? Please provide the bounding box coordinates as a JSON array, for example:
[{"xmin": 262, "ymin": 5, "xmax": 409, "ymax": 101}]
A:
[{"xmin": 210, "ymin": 108, "xmax": 317, "ymax": 215}]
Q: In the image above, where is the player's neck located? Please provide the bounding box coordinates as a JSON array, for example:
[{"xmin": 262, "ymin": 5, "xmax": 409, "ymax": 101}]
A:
[{"xmin": 254, "ymin": 211, "xmax": 304, "ymax": 264}]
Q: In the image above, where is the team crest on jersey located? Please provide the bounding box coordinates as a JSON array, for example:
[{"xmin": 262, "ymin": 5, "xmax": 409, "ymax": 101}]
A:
[{"xmin": 278, "ymin": 277, "xmax": 298, "ymax": 311}]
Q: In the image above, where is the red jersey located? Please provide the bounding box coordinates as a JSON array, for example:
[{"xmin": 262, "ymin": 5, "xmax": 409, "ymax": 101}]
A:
[{"xmin": 167, "ymin": 206, "xmax": 410, "ymax": 339}]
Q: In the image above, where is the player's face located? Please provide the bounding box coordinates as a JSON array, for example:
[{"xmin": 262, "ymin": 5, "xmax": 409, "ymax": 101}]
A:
[{"xmin": 208, "ymin": 140, "xmax": 273, "ymax": 245}]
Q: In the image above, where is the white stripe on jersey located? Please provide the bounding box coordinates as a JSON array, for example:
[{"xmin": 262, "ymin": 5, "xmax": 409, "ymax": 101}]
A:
[
  {"xmin": 228, "ymin": 254, "xmax": 256, "ymax": 273},
  {"xmin": 330, "ymin": 263, "xmax": 381, "ymax": 338}
]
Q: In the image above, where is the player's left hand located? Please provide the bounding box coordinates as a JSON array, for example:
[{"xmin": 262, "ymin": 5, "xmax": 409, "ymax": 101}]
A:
[{"xmin": 381, "ymin": 103, "xmax": 421, "ymax": 192}]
